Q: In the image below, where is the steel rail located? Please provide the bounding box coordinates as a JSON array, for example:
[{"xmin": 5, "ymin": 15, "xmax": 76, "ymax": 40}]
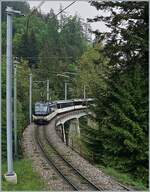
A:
[
  {"xmin": 54, "ymin": 110, "xmax": 133, "ymax": 191},
  {"xmin": 35, "ymin": 109, "xmax": 132, "ymax": 191},
  {"xmin": 68, "ymin": 147, "xmax": 132, "ymax": 191},
  {"xmin": 44, "ymin": 125, "xmax": 103, "ymax": 191},
  {"xmin": 35, "ymin": 125, "xmax": 79, "ymax": 191},
  {"xmin": 53, "ymin": 110, "xmax": 133, "ymax": 191},
  {"xmin": 54, "ymin": 113, "xmax": 133, "ymax": 191}
]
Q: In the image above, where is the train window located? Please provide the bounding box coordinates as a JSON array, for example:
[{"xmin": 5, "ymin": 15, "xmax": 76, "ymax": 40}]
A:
[
  {"xmin": 56, "ymin": 103, "xmax": 61, "ymax": 109},
  {"xmin": 75, "ymin": 101, "xmax": 82, "ymax": 105},
  {"xmin": 49, "ymin": 104, "xmax": 57, "ymax": 112},
  {"xmin": 35, "ymin": 103, "xmax": 48, "ymax": 113},
  {"xmin": 61, "ymin": 102, "xmax": 73, "ymax": 108}
]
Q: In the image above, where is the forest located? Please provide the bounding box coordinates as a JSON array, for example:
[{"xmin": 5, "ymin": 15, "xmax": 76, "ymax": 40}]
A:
[{"xmin": 2, "ymin": 1, "xmax": 148, "ymax": 189}]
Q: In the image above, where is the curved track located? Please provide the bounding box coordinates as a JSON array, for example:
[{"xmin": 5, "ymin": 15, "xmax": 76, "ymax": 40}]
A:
[
  {"xmin": 68, "ymin": 147, "xmax": 132, "ymax": 191},
  {"xmin": 35, "ymin": 125, "xmax": 103, "ymax": 191}
]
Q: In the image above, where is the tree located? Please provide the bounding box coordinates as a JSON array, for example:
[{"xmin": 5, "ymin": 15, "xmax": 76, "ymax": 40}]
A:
[
  {"xmin": 75, "ymin": 43, "xmax": 108, "ymax": 98},
  {"xmin": 88, "ymin": 1, "xmax": 148, "ymax": 75},
  {"xmin": 59, "ymin": 15, "xmax": 87, "ymax": 65},
  {"xmin": 15, "ymin": 30, "xmax": 39, "ymax": 68},
  {"xmin": 37, "ymin": 12, "xmax": 89, "ymax": 99},
  {"xmin": 2, "ymin": 57, "xmax": 28, "ymax": 160},
  {"xmin": 85, "ymin": 1, "xmax": 148, "ymax": 185},
  {"xmin": 93, "ymin": 65, "xmax": 148, "ymax": 179}
]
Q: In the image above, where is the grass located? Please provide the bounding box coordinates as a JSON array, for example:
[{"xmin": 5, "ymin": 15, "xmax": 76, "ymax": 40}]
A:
[
  {"xmin": 2, "ymin": 159, "xmax": 46, "ymax": 191},
  {"xmin": 96, "ymin": 165, "xmax": 148, "ymax": 191}
]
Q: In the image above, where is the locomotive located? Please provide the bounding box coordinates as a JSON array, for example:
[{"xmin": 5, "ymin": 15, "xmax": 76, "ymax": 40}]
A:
[{"xmin": 32, "ymin": 98, "xmax": 93, "ymax": 124}]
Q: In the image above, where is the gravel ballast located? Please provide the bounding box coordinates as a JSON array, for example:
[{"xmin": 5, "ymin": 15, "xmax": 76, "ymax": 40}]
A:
[
  {"xmin": 46, "ymin": 111, "xmax": 133, "ymax": 191},
  {"xmin": 22, "ymin": 123, "xmax": 75, "ymax": 191},
  {"xmin": 22, "ymin": 110, "xmax": 135, "ymax": 191}
]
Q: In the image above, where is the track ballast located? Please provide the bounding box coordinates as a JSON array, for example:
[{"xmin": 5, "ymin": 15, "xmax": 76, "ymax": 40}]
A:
[{"xmin": 35, "ymin": 125, "xmax": 103, "ymax": 191}]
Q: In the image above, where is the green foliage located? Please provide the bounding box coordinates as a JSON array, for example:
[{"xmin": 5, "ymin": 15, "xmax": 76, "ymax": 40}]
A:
[
  {"xmin": 2, "ymin": 57, "xmax": 28, "ymax": 160},
  {"xmin": 76, "ymin": 1, "xmax": 148, "ymax": 188},
  {"xmin": 89, "ymin": 1, "xmax": 148, "ymax": 74},
  {"xmin": 16, "ymin": 30, "xmax": 39, "ymax": 68},
  {"xmin": 36, "ymin": 12, "xmax": 89, "ymax": 99},
  {"xmin": 95, "ymin": 66, "xmax": 148, "ymax": 179},
  {"xmin": 59, "ymin": 15, "xmax": 87, "ymax": 64},
  {"xmin": 2, "ymin": 99, "xmax": 26, "ymax": 160},
  {"xmin": 75, "ymin": 43, "xmax": 108, "ymax": 98},
  {"xmin": 2, "ymin": 1, "xmax": 148, "ymax": 189},
  {"xmin": 97, "ymin": 165, "xmax": 147, "ymax": 191},
  {"xmin": 2, "ymin": 6, "xmax": 90, "ymax": 161}
]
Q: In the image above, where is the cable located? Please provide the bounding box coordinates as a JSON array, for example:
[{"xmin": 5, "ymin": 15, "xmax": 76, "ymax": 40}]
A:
[
  {"xmin": 24, "ymin": 0, "xmax": 80, "ymax": 46},
  {"xmin": 13, "ymin": 56, "xmax": 74, "ymax": 59},
  {"xmin": 56, "ymin": 1, "xmax": 77, "ymax": 16},
  {"xmin": 36, "ymin": 1, "xmax": 45, "ymax": 10},
  {"xmin": 26, "ymin": 0, "xmax": 77, "ymax": 33}
]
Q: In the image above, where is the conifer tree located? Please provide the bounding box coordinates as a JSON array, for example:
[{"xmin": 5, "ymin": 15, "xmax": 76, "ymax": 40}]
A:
[
  {"xmin": 85, "ymin": 1, "xmax": 148, "ymax": 184},
  {"xmin": 16, "ymin": 30, "xmax": 39, "ymax": 68}
]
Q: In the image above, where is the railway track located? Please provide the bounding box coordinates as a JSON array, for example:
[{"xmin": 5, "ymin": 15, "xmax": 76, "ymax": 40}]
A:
[
  {"xmin": 35, "ymin": 125, "xmax": 103, "ymax": 191},
  {"xmin": 68, "ymin": 147, "xmax": 132, "ymax": 191}
]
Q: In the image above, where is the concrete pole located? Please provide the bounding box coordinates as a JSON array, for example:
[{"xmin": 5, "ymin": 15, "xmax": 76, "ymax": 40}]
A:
[
  {"xmin": 13, "ymin": 60, "xmax": 17, "ymax": 158},
  {"xmin": 6, "ymin": 7, "xmax": 13, "ymax": 175},
  {"xmin": 83, "ymin": 85, "xmax": 86, "ymax": 99},
  {"xmin": 47, "ymin": 79, "xmax": 49, "ymax": 101},
  {"xmin": 29, "ymin": 73, "xmax": 32, "ymax": 123},
  {"xmin": 62, "ymin": 124, "xmax": 66, "ymax": 144},
  {"xmin": 76, "ymin": 118, "xmax": 80, "ymax": 137},
  {"xmin": 65, "ymin": 82, "xmax": 67, "ymax": 100}
]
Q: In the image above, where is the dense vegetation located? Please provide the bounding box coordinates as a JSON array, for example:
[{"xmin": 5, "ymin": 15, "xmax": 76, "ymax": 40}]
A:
[
  {"xmin": 2, "ymin": 1, "xmax": 89, "ymax": 160},
  {"xmin": 2, "ymin": 1, "xmax": 148, "ymax": 189},
  {"xmin": 76, "ymin": 1, "xmax": 148, "ymax": 187}
]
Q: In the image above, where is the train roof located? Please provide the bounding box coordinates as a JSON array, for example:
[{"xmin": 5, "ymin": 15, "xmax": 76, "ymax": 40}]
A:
[
  {"xmin": 35, "ymin": 101, "xmax": 49, "ymax": 104},
  {"xmin": 73, "ymin": 98, "xmax": 94, "ymax": 102},
  {"xmin": 86, "ymin": 98, "xmax": 94, "ymax": 101},
  {"xmin": 34, "ymin": 98, "xmax": 94, "ymax": 105},
  {"xmin": 52, "ymin": 98, "xmax": 94, "ymax": 103},
  {"xmin": 54, "ymin": 100, "xmax": 74, "ymax": 104},
  {"xmin": 73, "ymin": 98, "xmax": 84, "ymax": 102}
]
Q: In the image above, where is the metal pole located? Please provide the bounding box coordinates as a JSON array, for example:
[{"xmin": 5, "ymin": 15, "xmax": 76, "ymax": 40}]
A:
[
  {"xmin": 47, "ymin": 79, "xmax": 49, "ymax": 101},
  {"xmin": 6, "ymin": 8, "xmax": 13, "ymax": 174},
  {"xmin": 29, "ymin": 73, "xmax": 32, "ymax": 123},
  {"xmin": 65, "ymin": 82, "xmax": 67, "ymax": 100},
  {"xmin": 0, "ymin": 2, "xmax": 2, "ymax": 171},
  {"xmin": 83, "ymin": 85, "xmax": 86, "ymax": 99},
  {"xmin": 13, "ymin": 60, "xmax": 17, "ymax": 158},
  {"xmin": 5, "ymin": 6, "xmax": 22, "ymax": 183}
]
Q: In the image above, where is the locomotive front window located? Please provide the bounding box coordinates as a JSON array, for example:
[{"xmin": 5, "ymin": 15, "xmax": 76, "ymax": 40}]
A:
[{"xmin": 35, "ymin": 104, "xmax": 48, "ymax": 113}]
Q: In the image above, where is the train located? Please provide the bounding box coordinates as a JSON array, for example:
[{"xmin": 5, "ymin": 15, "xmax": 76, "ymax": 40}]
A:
[{"xmin": 32, "ymin": 98, "xmax": 93, "ymax": 124}]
